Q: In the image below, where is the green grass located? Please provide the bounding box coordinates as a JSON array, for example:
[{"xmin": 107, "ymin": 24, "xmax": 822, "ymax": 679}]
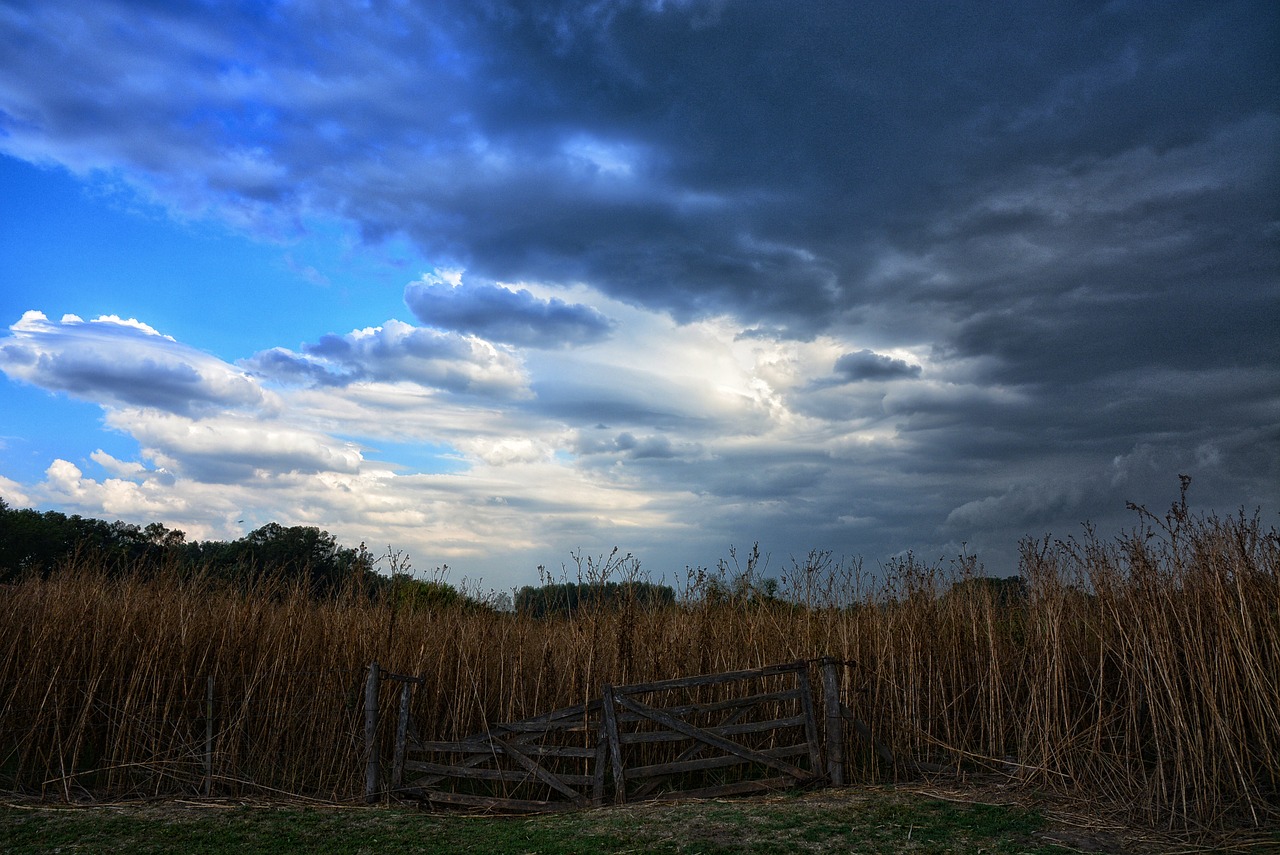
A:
[{"xmin": 0, "ymin": 789, "xmax": 1091, "ymax": 855}]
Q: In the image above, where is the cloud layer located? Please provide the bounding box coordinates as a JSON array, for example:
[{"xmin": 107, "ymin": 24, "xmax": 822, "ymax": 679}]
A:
[
  {"xmin": 404, "ymin": 271, "xmax": 615, "ymax": 348},
  {"xmin": 245, "ymin": 319, "xmax": 530, "ymax": 398},
  {"xmin": 0, "ymin": 1, "xmax": 1276, "ymax": 585},
  {"xmin": 0, "ymin": 312, "xmax": 265, "ymax": 415}
]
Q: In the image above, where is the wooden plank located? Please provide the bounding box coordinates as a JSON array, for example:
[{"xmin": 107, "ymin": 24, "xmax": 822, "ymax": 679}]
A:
[
  {"xmin": 614, "ymin": 687, "xmax": 802, "ymax": 724},
  {"xmin": 408, "ymin": 727, "xmax": 562, "ymax": 788},
  {"xmin": 392, "ymin": 681, "xmax": 413, "ymax": 789},
  {"xmin": 601, "ymin": 685, "xmax": 626, "ymax": 804},
  {"xmin": 402, "ymin": 756, "xmax": 496, "ymax": 788},
  {"xmin": 619, "ymin": 730, "xmax": 703, "ymax": 746},
  {"xmin": 411, "ymin": 740, "xmax": 499, "ymax": 754},
  {"xmin": 614, "ymin": 695, "xmax": 818, "ymax": 782},
  {"xmin": 620, "ymin": 715, "xmax": 804, "ymax": 744},
  {"xmin": 402, "ymin": 759, "xmax": 594, "ymax": 786},
  {"xmin": 422, "ymin": 790, "xmax": 574, "ymax": 813},
  {"xmin": 492, "ymin": 734, "xmax": 588, "ymax": 806},
  {"xmin": 402, "ymin": 660, "xmax": 826, "ymax": 808},
  {"xmin": 611, "ymin": 661, "xmax": 806, "ymax": 696},
  {"xmin": 364, "ymin": 662, "xmax": 380, "ymax": 803},
  {"xmin": 414, "ymin": 740, "xmax": 596, "ymax": 759},
  {"xmin": 499, "ymin": 718, "xmax": 598, "ymax": 733},
  {"xmin": 591, "ymin": 721, "xmax": 607, "ymax": 806},
  {"xmin": 625, "ymin": 742, "xmax": 811, "ymax": 780},
  {"xmin": 819, "ymin": 657, "xmax": 844, "ymax": 785},
  {"xmin": 379, "ymin": 670, "xmax": 426, "ymax": 684},
  {"xmin": 631, "ymin": 704, "xmax": 752, "ymax": 800},
  {"xmin": 494, "ymin": 699, "xmax": 598, "ymax": 727},
  {"xmin": 619, "ymin": 713, "xmax": 807, "ymax": 744},
  {"xmin": 433, "ymin": 700, "xmax": 598, "ymax": 746},
  {"xmin": 796, "ymin": 661, "xmax": 823, "ymax": 778},
  {"xmin": 652, "ymin": 775, "xmax": 798, "ymax": 801},
  {"xmin": 539, "ymin": 699, "xmax": 602, "ymax": 719},
  {"xmin": 403, "ymin": 759, "xmax": 528, "ymax": 783},
  {"xmin": 510, "ymin": 744, "xmax": 597, "ymax": 759}
]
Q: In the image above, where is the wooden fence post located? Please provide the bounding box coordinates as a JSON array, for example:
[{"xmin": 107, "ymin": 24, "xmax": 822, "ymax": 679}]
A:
[
  {"xmin": 601, "ymin": 685, "xmax": 626, "ymax": 804},
  {"xmin": 819, "ymin": 656, "xmax": 845, "ymax": 786},
  {"xmin": 391, "ymin": 680, "xmax": 412, "ymax": 792},
  {"xmin": 365, "ymin": 662, "xmax": 380, "ymax": 803},
  {"xmin": 796, "ymin": 663, "xmax": 823, "ymax": 777}
]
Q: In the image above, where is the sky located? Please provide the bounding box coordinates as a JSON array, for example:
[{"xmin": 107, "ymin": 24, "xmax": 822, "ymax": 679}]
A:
[{"xmin": 1, "ymin": 0, "xmax": 1277, "ymax": 591}]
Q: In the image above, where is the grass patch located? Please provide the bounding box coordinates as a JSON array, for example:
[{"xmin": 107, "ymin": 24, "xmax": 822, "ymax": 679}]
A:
[{"xmin": 0, "ymin": 789, "xmax": 1092, "ymax": 855}]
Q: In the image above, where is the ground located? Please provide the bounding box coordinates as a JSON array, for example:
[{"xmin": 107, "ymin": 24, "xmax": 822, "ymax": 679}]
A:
[{"xmin": 1, "ymin": 786, "xmax": 1274, "ymax": 854}]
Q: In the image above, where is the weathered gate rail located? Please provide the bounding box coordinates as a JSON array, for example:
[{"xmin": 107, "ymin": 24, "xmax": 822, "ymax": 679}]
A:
[
  {"xmin": 602, "ymin": 660, "xmax": 822, "ymax": 803},
  {"xmin": 395, "ymin": 699, "xmax": 605, "ymax": 812},
  {"xmin": 363, "ymin": 658, "xmax": 862, "ymax": 811}
]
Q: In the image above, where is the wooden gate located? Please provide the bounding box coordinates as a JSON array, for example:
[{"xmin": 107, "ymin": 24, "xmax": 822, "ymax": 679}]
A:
[
  {"xmin": 394, "ymin": 699, "xmax": 606, "ymax": 812},
  {"xmin": 601, "ymin": 660, "xmax": 823, "ymax": 802},
  {"xmin": 383, "ymin": 660, "xmax": 825, "ymax": 811}
]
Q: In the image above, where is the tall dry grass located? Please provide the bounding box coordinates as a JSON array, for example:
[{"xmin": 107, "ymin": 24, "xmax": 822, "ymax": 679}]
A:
[{"xmin": 0, "ymin": 492, "xmax": 1275, "ymax": 827}]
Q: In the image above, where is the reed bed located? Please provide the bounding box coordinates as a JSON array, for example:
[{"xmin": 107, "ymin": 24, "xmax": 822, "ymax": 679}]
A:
[{"xmin": 0, "ymin": 495, "xmax": 1275, "ymax": 829}]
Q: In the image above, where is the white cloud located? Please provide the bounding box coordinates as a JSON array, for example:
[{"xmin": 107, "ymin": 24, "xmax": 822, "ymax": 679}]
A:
[
  {"xmin": 457, "ymin": 437, "xmax": 554, "ymax": 467},
  {"xmin": 246, "ymin": 319, "xmax": 531, "ymax": 398},
  {"xmin": 107, "ymin": 409, "xmax": 364, "ymax": 482},
  {"xmin": 0, "ymin": 474, "xmax": 33, "ymax": 508},
  {"xmin": 90, "ymin": 449, "xmax": 149, "ymax": 479},
  {"xmin": 4, "ymin": 289, "xmax": 1271, "ymax": 588},
  {"xmin": 0, "ymin": 311, "xmax": 266, "ymax": 415},
  {"xmin": 41, "ymin": 458, "xmax": 182, "ymax": 519},
  {"xmin": 0, "ymin": 294, "xmax": 905, "ymax": 583}
]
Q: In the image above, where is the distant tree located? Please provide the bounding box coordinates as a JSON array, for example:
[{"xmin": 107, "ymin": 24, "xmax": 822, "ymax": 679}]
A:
[
  {"xmin": 144, "ymin": 521, "xmax": 186, "ymax": 548},
  {"xmin": 515, "ymin": 580, "xmax": 675, "ymax": 618},
  {"xmin": 0, "ymin": 503, "xmax": 108, "ymax": 579},
  {"xmin": 0, "ymin": 500, "xmax": 382, "ymax": 595},
  {"xmin": 694, "ymin": 571, "xmax": 786, "ymax": 608},
  {"xmin": 0, "ymin": 499, "xmax": 200, "ymax": 579},
  {"xmin": 942, "ymin": 575, "xmax": 1029, "ymax": 607},
  {"xmin": 384, "ymin": 573, "xmax": 484, "ymax": 612},
  {"xmin": 223, "ymin": 523, "xmax": 372, "ymax": 594}
]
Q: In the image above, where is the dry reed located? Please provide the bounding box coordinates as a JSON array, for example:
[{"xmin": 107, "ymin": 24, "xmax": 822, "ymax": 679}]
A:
[{"xmin": 0, "ymin": 492, "xmax": 1275, "ymax": 829}]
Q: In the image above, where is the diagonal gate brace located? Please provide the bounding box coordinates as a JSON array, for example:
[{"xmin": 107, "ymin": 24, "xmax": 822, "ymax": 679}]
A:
[
  {"xmin": 613, "ymin": 695, "xmax": 819, "ymax": 783},
  {"xmin": 490, "ymin": 734, "xmax": 589, "ymax": 807}
]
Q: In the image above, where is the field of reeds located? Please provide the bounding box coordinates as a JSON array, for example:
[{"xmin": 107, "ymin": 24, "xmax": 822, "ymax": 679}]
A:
[{"xmin": 1, "ymin": 488, "xmax": 1276, "ymax": 830}]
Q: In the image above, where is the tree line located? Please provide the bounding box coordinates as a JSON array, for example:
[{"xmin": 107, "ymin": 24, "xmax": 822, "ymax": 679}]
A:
[
  {"xmin": 0, "ymin": 498, "xmax": 681, "ymax": 612},
  {"xmin": 513, "ymin": 580, "xmax": 675, "ymax": 617},
  {"xmin": 0, "ymin": 498, "xmax": 1028, "ymax": 613},
  {"xmin": 0, "ymin": 497, "xmax": 381, "ymax": 594}
]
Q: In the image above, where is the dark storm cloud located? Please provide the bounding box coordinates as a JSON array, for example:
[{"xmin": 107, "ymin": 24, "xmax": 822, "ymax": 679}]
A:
[
  {"xmin": 2, "ymin": 1, "xmax": 1273, "ymax": 340},
  {"xmin": 834, "ymin": 350, "xmax": 922, "ymax": 383},
  {"xmin": 908, "ymin": 115, "xmax": 1280, "ymax": 384},
  {"xmin": 403, "ymin": 277, "xmax": 614, "ymax": 347},
  {"xmin": 612, "ymin": 432, "xmax": 675, "ymax": 460},
  {"xmin": 573, "ymin": 430, "xmax": 699, "ymax": 462},
  {"xmin": 0, "ymin": 1, "xmax": 1276, "ymax": 576}
]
